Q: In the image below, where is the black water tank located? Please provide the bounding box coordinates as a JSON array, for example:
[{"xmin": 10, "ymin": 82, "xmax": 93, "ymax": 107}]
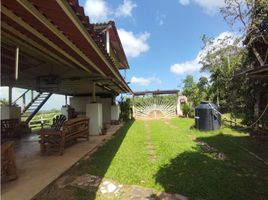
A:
[{"xmin": 195, "ymin": 101, "xmax": 221, "ymax": 131}]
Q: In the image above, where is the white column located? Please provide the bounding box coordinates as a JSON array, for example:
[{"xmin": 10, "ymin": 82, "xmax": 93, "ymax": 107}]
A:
[
  {"xmin": 86, "ymin": 103, "xmax": 103, "ymax": 135},
  {"xmin": 111, "ymin": 105, "xmax": 120, "ymax": 121},
  {"xmin": 99, "ymin": 98, "xmax": 112, "ymax": 124}
]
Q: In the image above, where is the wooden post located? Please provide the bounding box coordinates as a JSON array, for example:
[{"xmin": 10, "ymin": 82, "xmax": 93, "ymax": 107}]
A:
[
  {"xmin": 92, "ymin": 82, "xmax": 96, "ymax": 103},
  {"xmin": 65, "ymin": 95, "xmax": 68, "ymax": 105},
  {"xmin": 15, "ymin": 47, "xmax": 19, "ymax": 80},
  {"xmin": 8, "ymin": 86, "xmax": 12, "ymax": 106},
  {"xmin": 31, "ymin": 90, "xmax": 34, "ymax": 101},
  {"xmin": 22, "ymin": 94, "xmax": 26, "ymax": 110}
]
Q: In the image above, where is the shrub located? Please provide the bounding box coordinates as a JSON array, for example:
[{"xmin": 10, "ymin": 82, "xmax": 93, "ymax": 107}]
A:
[
  {"xmin": 119, "ymin": 98, "xmax": 132, "ymax": 121},
  {"xmin": 182, "ymin": 103, "xmax": 191, "ymax": 118}
]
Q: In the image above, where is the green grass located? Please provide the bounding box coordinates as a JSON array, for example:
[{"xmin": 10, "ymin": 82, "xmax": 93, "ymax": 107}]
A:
[{"xmin": 71, "ymin": 118, "xmax": 268, "ymax": 200}]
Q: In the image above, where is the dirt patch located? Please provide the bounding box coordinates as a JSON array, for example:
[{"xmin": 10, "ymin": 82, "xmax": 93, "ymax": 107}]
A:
[{"xmin": 144, "ymin": 122, "xmax": 157, "ymax": 162}]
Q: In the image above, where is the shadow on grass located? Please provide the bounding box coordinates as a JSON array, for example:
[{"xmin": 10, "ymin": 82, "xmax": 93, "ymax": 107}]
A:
[
  {"xmin": 33, "ymin": 120, "xmax": 134, "ymax": 200},
  {"xmin": 154, "ymin": 133, "xmax": 268, "ymax": 200},
  {"xmin": 70, "ymin": 120, "xmax": 135, "ymax": 199}
]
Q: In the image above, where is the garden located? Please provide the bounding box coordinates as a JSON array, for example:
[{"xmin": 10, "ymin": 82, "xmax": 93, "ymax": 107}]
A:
[{"xmin": 35, "ymin": 118, "xmax": 268, "ymax": 200}]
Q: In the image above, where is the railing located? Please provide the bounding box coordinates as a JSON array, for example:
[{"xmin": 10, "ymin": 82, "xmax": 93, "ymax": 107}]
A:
[
  {"xmin": 28, "ymin": 117, "xmax": 52, "ymax": 130},
  {"xmin": 12, "ymin": 89, "xmax": 35, "ymax": 111}
]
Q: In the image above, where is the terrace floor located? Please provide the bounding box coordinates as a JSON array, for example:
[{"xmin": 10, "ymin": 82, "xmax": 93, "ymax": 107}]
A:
[{"xmin": 1, "ymin": 124, "xmax": 123, "ymax": 200}]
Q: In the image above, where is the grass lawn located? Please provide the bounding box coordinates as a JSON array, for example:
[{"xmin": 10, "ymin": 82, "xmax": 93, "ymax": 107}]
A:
[{"xmin": 70, "ymin": 118, "xmax": 268, "ymax": 200}]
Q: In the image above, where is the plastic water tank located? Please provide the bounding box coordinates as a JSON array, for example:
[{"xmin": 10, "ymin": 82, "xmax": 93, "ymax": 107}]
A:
[{"xmin": 195, "ymin": 101, "xmax": 221, "ymax": 131}]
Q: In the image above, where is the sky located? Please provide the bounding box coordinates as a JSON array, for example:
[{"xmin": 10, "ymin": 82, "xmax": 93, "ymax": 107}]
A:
[
  {"xmin": 0, "ymin": 0, "xmax": 235, "ymax": 110},
  {"xmin": 80, "ymin": 0, "xmax": 232, "ymax": 91}
]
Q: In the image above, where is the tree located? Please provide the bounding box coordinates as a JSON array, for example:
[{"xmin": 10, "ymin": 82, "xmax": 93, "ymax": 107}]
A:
[
  {"xmin": 197, "ymin": 76, "xmax": 210, "ymax": 101},
  {"xmin": 199, "ymin": 33, "xmax": 245, "ymax": 112},
  {"xmin": 182, "ymin": 75, "xmax": 204, "ymax": 108},
  {"xmin": 119, "ymin": 97, "xmax": 132, "ymax": 121},
  {"xmin": 220, "ymin": 0, "xmax": 253, "ymax": 33},
  {"xmin": 182, "ymin": 75, "xmax": 195, "ymax": 98},
  {"xmin": 206, "ymin": 0, "xmax": 268, "ymax": 130}
]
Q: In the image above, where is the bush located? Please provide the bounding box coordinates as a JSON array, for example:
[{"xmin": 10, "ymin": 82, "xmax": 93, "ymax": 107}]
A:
[
  {"xmin": 119, "ymin": 98, "xmax": 132, "ymax": 121},
  {"xmin": 182, "ymin": 103, "xmax": 191, "ymax": 118}
]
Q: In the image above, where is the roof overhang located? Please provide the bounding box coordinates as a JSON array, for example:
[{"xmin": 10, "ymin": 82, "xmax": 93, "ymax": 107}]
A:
[
  {"xmin": 133, "ymin": 90, "xmax": 180, "ymax": 96},
  {"xmin": 234, "ymin": 64, "xmax": 268, "ymax": 80},
  {"xmin": 93, "ymin": 21, "xmax": 129, "ymax": 69},
  {"xmin": 1, "ymin": 0, "xmax": 132, "ymax": 96}
]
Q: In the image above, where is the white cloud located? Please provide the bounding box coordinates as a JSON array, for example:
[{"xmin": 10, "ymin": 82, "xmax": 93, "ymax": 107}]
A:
[
  {"xmin": 84, "ymin": 0, "xmax": 137, "ymax": 22},
  {"xmin": 198, "ymin": 31, "xmax": 240, "ymax": 59},
  {"xmin": 84, "ymin": 0, "xmax": 110, "ymax": 22},
  {"xmin": 194, "ymin": 0, "xmax": 225, "ymax": 14},
  {"xmin": 131, "ymin": 76, "xmax": 161, "ymax": 86},
  {"xmin": 84, "ymin": 1, "xmax": 148, "ymax": 58},
  {"xmin": 170, "ymin": 31, "xmax": 239, "ymax": 75},
  {"xmin": 116, "ymin": 0, "xmax": 137, "ymax": 17},
  {"xmin": 170, "ymin": 59, "xmax": 202, "ymax": 75},
  {"xmin": 118, "ymin": 28, "xmax": 150, "ymax": 58},
  {"xmin": 179, "ymin": 0, "xmax": 225, "ymax": 14},
  {"xmin": 179, "ymin": 0, "xmax": 190, "ymax": 6}
]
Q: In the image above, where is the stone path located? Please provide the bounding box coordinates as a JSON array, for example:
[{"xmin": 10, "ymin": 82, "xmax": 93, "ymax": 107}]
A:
[
  {"xmin": 195, "ymin": 139, "xmax": 226, "ymax": 160},
  {"xmin": 144, "ymin": 122, "xmax": 157, "ymax": 161},
  {"xmin": 55, "ymin": 174, "xmax": 188, "ymax": 200}
]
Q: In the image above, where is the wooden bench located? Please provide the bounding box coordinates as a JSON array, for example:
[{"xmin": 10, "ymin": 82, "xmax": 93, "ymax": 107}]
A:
[
  {"xmin": 40, "ymin": 117, "xmax": 89, "ymax": 155},
  {"xmin": 1, "ymin": 141, "xmax": 18, "ymax": 182}
]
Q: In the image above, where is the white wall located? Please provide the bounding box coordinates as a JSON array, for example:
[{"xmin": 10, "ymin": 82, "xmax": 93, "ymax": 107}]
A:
[
  {"xmin": 70, "ymin": 97, "xmax": 90, "ymax": 114},
  {"xmin": 1, "ymin": 106, "xmax": 21, "ymax": 120}
]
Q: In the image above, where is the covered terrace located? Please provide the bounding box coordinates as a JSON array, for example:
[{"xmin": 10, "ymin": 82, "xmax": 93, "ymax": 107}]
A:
[{"xmin": 1, "ymin": 0, "xmax": 131, "ymax": 199}]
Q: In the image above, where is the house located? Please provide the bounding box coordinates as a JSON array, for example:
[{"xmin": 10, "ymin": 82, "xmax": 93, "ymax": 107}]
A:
[{"xmin": 1, "ymin": 0, "xmax": 132, "ymax": 135}]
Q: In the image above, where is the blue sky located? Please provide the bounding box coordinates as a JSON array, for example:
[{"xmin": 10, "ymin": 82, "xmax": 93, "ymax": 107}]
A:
[
  {"xmin": 0, "ymin": 0, "xmax": 234, "ymax": 110},
  {"xmin": 81, "ymin": 0, "xmax": 231, "ymax": 91}
]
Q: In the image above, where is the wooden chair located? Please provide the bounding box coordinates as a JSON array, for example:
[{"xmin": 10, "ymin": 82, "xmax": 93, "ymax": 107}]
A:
[
  {"xmin": 43, "ymin": 114, "xmax": 67, "ymax": 130},
  {"xmin": 1, "ymin": 141, "xmax": 18, "ymax": 182},
  {"xmin": 40, "ymin": 117, "xmax": 89, "ymax": 155},
  {"xmin": 1, "ymin": 119, "xmax": 21, "ymax": 140}
]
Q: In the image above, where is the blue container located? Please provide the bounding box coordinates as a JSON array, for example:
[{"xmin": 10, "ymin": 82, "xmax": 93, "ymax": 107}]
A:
[{"xmin": 195, "ymin": 101, "xmax": 221, "ymax": 131}]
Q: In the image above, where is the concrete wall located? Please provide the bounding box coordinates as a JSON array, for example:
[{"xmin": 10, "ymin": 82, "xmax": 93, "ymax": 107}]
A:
[
  {"xmin": 1, "ymin": 105, "xmax": 21, "ymax": 120},
  {"xmin": 70, "ymin": 96, "xmax": 113, "ymax": 135},
  {"xmin": 70, "ymin": 97, "xmax": 90, "ymax": 115}
]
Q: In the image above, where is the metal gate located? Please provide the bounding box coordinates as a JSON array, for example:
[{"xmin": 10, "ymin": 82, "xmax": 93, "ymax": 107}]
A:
[{"xmin": 133, "ymin": 91, "xmax": 178, "ymax": 119}]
